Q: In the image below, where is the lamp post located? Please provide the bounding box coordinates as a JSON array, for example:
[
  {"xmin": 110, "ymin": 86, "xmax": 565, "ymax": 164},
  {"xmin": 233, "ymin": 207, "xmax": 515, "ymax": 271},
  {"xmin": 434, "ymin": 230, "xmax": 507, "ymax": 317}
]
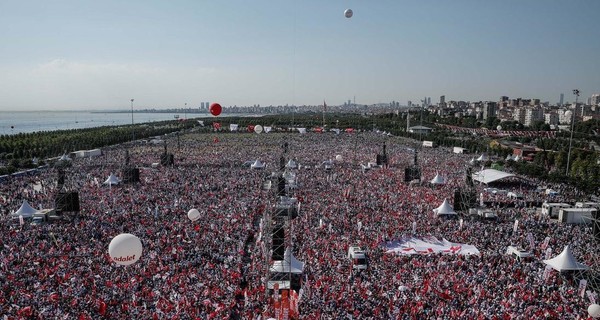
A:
[
  {"xmin": 565, "ymin": 89, "xmax": 579, "ymax": 176},
  {"xmin": 130, "ymin": 99, "xmax": 135, "ymax": 142}
]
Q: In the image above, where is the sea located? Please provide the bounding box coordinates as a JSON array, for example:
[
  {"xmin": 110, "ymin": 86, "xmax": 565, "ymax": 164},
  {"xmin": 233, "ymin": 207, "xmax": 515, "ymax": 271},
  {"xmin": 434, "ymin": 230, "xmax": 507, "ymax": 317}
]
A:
[{"xmin": 0, "ymin": 111, "xmax": 252, "ymax": 136}]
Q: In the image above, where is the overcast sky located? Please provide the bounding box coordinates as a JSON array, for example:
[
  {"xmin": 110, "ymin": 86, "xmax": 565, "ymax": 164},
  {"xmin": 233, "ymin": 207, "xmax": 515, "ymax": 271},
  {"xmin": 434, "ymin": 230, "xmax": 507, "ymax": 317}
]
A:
[{"xmin": 1, "ymin": 0, "xmax": 599, "ymax": 111}]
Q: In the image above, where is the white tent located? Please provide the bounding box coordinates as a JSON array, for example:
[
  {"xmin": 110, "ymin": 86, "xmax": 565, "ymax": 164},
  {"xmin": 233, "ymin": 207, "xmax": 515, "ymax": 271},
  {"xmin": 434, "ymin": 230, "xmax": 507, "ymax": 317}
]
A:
[
  {"xmin": 250, "ymin": 160, "xmax": 265, "ymax": 169},
  {"xmin": 229, "ymin": 124, "xmax": 239, "ymax": 132},
  {"xmin": 543, "ymin": 245, "xmax": 589, "ymax": 271},
  {"xmin": 269, "ymin": 247, "xmax": 304, "ymax": 274},
  {"xmin": 430, "ymin": 173, "xmax": 445, "ymax": 185},
  {"xmin": 103, "ymin": 173, "xmax": 121, "ymax": 185},
  {"xmin": 476, "ymin": 153, "xmax": 489, "ymax": 162},
  {"xmin": 297, "ymin": 128, "xmax": 307, "ymax": 134},
  {"xmin": 469, "ymin": 157, "xmax": 476, "ymax": 165},
  {"xmin": 286, "ymin": 159, "xmax": 298, "ymax": 169},
  {"xmin": 264, "ymin": 126, "xmax": 272, "ymax": 133},
  {"xmin": 59, "ymin": 154, "xmax": 71, "ymax": 161},
  {"xmin": 472, "ymin": 169, "xmax": 516, "ymax": 184},
  {"xmin": 12, "ymin": 200, "xmax": 39, "ymax": 218},
  {"xmin": 433, "ymin": 198, "xmax": 456, "ymax": 215}
]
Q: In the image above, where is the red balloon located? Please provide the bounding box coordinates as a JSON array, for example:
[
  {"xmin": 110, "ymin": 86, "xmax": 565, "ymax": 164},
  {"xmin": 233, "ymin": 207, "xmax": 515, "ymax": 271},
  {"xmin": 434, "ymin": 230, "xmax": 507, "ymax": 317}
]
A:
[
  {"xmin": 209, "ymin": 103, "xmax": 222, "ymax": 116},
  {"xmin": 248, "ymin": 125, "xmax": 255, "ymax": 132}
]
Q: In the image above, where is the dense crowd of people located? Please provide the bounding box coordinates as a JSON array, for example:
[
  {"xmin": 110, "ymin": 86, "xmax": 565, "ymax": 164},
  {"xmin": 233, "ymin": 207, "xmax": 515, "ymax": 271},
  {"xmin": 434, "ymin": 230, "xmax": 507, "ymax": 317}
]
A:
[{"xmin": 0, "ymin": 131, "xmax": 598, "ymax": 319}]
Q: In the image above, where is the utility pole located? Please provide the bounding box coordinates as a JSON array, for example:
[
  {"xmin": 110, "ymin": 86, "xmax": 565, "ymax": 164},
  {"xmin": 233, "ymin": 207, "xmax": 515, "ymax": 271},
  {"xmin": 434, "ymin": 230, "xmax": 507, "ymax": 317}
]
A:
[{"xmin": 565, "ymin": 89, "xmax": 579, "ymax": 176}]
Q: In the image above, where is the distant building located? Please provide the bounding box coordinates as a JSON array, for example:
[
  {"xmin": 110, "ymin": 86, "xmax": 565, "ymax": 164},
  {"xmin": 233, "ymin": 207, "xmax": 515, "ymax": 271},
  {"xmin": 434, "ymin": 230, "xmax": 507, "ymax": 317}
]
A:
[
  {"xmin": 559, "ymin": 93, "xmax": 564, "ymax": 106},
  {"xmin": 408, "ymin": 100, "xmax": 412, "ymax": 108},
  {"xmin": 408, "ymin": 125, "xmax": 433, "ymax": 135},
  {"xmin": 440, "ymin": 95, "xmax": 445, "ymax": 105},
  {"xmin": 591, "ymin": 94, "xmax": 600, "ymax": 106},
  {"xmin": 544, "ymin": 112, "xmax": 559, "ymax": 126},
  {"xmin": 482, "ymin": 101, "xmax": 497, "ymax": 120},
  {"xmin": 524, "ymin": 107, "xmax": 544, "ymax": 127}
]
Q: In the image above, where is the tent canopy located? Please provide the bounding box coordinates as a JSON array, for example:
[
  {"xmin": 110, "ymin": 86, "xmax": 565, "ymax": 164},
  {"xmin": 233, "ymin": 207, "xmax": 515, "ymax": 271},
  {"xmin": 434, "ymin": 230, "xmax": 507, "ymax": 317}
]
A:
[
  {"xmin": 103, "ymin": 173, "xmax": 120, "ymax": 185},
  {"xmin": 430, "ymin": 173, "xmax": 445, "ymax": 185},
  {"xmin": 12, "ymin": 200, "xmax": 39, "ymax": 218},
  {"xmin": 433, "ymin": 198, "xmax": 456, "ymax": 215},
  {"xmin": 251, "ymin": 160, "xmax": 265, "ymax": 169},
  {"xmin": 472, "ymin": 169, "xmax": 516, "ymax": 184},
  {"xmin": 269, "ymin": 247, "xmax": 304, "ymax": 274},
  {"xmin": 543, "ymin": 245, "xmax": 589, "ymax": 271}
]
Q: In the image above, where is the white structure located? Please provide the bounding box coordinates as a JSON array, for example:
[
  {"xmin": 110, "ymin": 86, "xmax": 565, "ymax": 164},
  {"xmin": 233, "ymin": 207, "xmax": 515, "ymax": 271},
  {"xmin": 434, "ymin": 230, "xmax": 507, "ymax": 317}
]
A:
[
  {"xmin": 430, "ymin": 173, "xmax": 445, "ymax": 185},
  {"xmin": 453, "ymin": 147, "xmax": 466, "ymax": 154},
  {"xmin": 250, "ymin": 160, "xmax": 265, "ymax": 169},
  {"xmin": 543, "ymin": 245, "xmax": 588, "ymax": 271},
  {"xmin": 558, "ymin": 208, "xmax": 596, "ymax": 224},
  {"xmin": 472, "ymin": 169, "xmax": 516, "ymax": 184},
  {"xmin": 433, "ymin": 199, "xmax": 456, "ymax": 216},
  {"xmin": 12, "ymin": 200, "xmax": 39, "ymax": 218},
  {"xmin": 103, "ymin": 173, "xmax": 121, "ymax": 185}
]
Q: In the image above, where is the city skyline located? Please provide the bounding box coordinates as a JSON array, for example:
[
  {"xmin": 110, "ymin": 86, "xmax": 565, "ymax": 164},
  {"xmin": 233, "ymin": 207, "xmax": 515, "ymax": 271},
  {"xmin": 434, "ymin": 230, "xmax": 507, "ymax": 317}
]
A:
[{"xmin": 1, "ymin": 1, "xmax": 599, "ymax": 111}]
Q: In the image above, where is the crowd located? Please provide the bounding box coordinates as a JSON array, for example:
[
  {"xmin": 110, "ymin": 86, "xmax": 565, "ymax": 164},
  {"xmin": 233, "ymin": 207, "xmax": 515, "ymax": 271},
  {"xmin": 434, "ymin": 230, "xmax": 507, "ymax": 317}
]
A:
[{"xmin": 0, "ymin": 131, "xmax": 598, "ymax": 319}]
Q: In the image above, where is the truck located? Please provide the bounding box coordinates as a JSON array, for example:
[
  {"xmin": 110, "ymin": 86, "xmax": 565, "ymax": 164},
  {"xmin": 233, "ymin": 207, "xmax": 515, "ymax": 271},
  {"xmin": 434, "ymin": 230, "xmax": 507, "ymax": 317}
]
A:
[
  {"xmin": 348, "ymin": 246, "xmax": 368, "ymax": 270},
  {"xmin": 558, "ymin": 207, "xmax": 596, "ymax": 224},
  {"xmin": 541, "ymin": 202, "xmax": 571, "ymax": 219}
]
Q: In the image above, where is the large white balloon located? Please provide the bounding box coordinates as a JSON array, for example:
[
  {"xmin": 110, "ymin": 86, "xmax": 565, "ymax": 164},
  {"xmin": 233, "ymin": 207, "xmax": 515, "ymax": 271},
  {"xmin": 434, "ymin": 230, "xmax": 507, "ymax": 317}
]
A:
[
  {"xmin": 254, "ymin": 125, "xmax": 263, "ymax": 134},
  {"xmin": 344, "ymin": 9, "xmax": 353, "ymax": 18},
  {"xmin": 589, "ymin": 304, "xmax": 600, "ymax": 318},
  {"xmin": 109, "ymin": 233, "xmax": 142, "ymax": 266},
  {"xmin": 335, "ymin": 154, "xmax": 343, "ymax": 161},
  {"xmin": 188, "ymin": 208, "xmax": 201, "ymax": 222}
]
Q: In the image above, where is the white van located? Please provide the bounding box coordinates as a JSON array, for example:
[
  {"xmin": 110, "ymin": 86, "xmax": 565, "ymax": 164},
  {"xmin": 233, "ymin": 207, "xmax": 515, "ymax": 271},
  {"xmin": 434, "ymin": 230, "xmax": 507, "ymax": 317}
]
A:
[
  {"xmin": 506, "ymin": 246, "xmax": 533, "ymax": 262},
  {"xmin": 348, "ymin": 246, "xmax": 368, "ymax": 270}
]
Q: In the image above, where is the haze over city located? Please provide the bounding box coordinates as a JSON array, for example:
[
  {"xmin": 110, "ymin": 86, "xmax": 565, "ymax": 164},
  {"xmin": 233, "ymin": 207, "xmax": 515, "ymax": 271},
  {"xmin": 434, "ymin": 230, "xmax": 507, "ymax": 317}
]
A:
[{"xmin": 1, "ymin": 0, "xmax": 599, "ymax": 111}]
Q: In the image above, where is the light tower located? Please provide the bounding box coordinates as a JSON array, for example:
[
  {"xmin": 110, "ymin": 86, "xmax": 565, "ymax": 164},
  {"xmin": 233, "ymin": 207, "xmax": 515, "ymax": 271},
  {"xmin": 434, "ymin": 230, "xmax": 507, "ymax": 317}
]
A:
[{"xmin": 565, "ymin": 89, "xmax": 579, "ymax": 176}]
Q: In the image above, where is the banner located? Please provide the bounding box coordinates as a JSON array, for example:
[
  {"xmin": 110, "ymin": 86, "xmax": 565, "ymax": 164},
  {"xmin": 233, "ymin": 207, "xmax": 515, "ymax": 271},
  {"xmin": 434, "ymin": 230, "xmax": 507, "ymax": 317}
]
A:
[
  {"xmin": 526, "ymin": 233, "xmax": 535, "ymax": 250},
  {"xmin": 229, "ymin": 124, "xmax": 238, "ymax": 132},
  {"xmin": 541, "ymin": 237, "xmax": 550, "ymax": 250},
  {"xmin": 513, "ymin": 220, "xmax": 519, "ymax": 233},
  {"xmin": 384, "ymin": 236, "xmax": 480, "ymax": 256},
  {"xmin": 459, "ymin": 219, "xmax": 464, "ymax": 230},
  {"xmin": 578, "ymin": 279, "xmax": 587, "ymax": 298}
]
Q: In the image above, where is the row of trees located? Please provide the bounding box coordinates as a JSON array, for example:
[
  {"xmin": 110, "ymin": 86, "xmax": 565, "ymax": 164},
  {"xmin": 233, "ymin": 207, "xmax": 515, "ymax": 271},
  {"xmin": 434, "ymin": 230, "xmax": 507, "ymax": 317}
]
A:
[{"xmin": 1, "ymin": 112, "xmax": 598, "ymax": 194}]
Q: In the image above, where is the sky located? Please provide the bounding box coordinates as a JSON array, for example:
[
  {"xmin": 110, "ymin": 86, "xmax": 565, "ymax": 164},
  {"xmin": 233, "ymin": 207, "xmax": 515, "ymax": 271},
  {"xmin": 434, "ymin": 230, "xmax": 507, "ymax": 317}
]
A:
[{"xmin": 0, "ymin": 0, "xmax": 599, "ymax": 111}]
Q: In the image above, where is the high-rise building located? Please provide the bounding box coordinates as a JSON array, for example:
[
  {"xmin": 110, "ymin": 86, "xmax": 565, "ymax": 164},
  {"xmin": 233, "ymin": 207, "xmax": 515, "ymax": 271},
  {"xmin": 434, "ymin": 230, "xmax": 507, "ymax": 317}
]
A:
[
  {"xmin": 439, "ymin": 95, "xmax": 445, "ymax": 105},
  {"xmin": 524, "ymin": 107, "xmax": 544, "ymax": 127},
  {"xmin": 559, "ymin": 93, "xmax": 564, "ymax": 106},
  {"xmin": 408, "ymin": 100, "xmax": 412, "ymax": 107},
  {"xmin": 200, "ymin": 102, "xmax": 205, "ymax": 109},
  {"xmin": 206, "ymin": 102, "xmax": 210, "ymax": 110},
  {"xmin": 591, "ymin": 94, "xmax": 600, "ymax": 106},
  {"xmin": 482, "ymin": 102, "xmax": 497, "ymax": 120}
]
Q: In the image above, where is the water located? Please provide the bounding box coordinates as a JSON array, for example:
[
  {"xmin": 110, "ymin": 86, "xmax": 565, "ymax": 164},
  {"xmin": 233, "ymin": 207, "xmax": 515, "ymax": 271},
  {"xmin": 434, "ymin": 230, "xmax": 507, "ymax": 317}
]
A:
[{"xmin": 0, "ymin": 111, "xmax": 248, "ymax": 135}]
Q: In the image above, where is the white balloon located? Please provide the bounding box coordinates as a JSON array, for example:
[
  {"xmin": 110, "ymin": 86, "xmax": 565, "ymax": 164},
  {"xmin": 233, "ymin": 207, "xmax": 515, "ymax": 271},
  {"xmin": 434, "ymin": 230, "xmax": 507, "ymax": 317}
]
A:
[
  {"xmin": 496, "ymin": 125, "xmax": 502, "ymax": 131},
  {"xmin": 344, "ymin": 9, "xmax": 353, "ymax": 18},
  {"xmin": 335, "ymin": 154, "xmax": 343, "ymax": 161},
  {"xmin": 254, "ymin": 125, "xmax": 263, "ymax": 134},
  {"xmin": 589, "ymin": 304, "xmax": 600, "ymax": 318},
  {"xmin": 109, "ymin": 233, "xmax": 142, "ymax": 266},
  {"xmin": 398, "ymin": 285, "xmax": 409, "ymax": 292},
  {"xmin": 188, "ymin": 208, "xmax": 201, "ymax": 221}
]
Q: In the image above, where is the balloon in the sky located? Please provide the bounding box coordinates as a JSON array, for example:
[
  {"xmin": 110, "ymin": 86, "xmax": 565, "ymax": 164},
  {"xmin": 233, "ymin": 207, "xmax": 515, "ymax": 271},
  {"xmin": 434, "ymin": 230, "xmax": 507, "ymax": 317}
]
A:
[
  {"xmin": 108, "ymin": 233, "xmax": 143, "ymax": 266},
  {"xmin": 344, "ymin": 9, "xmax": 353, "ymax": 18},
  {"xmin": 335, "ymin": 154, "xmax": 343, "ymax": 161},
  {"xmin": 589, "ymin": 304, "xmax": 600, "ymax": 318},
  {"xmin": 254, "ymin": 125, "xmax": 263, "ymax": 134},
  {"xmin": 209, "ymin": 103, "xmax": 222, "ymax": 116},
  {"xmin": 188, "ymin": 208, "xmax": 201, "ymax": 222}
]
